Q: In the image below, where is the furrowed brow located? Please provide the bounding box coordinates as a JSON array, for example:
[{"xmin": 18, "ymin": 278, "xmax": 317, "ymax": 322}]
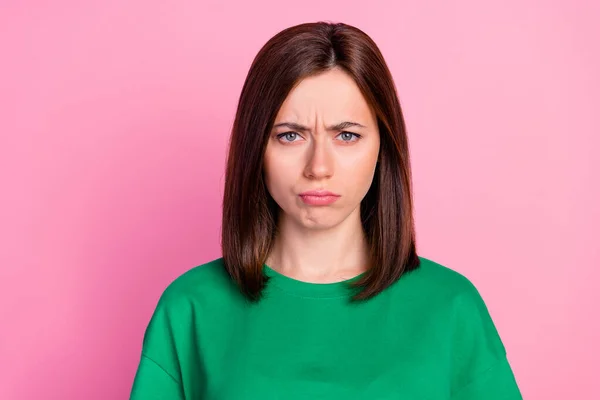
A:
[{"xmin": 272, "ymin": 121, "xmax": 366, "ymax": 132}]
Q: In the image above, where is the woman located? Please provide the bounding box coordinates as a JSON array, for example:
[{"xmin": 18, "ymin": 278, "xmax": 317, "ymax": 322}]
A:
[{"xmin": 130, "ymin": 21, "xmax": 522, "ymax": 399}]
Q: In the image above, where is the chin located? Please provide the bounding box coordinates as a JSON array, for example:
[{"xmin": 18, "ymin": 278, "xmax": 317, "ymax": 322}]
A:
[{"xmin": 296, "ymin": 212, "xmax": 348, "ymax": 230}]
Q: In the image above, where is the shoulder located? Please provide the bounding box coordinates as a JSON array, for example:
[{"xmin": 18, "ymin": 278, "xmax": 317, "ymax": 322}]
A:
[
  {"xmin": 156, "ymin": 257, "xmax": 239, "ymax": 308},
  {"xmin": 397, "ymin": 256, "xmax": 497, "ymax": 324},
  {"xmin": 413, "ymin": 259, "xmax": 517, "ymax": 393},
  {"xmin": 407, "ymin": 260, "xmax": 519, "ymax": 395},
  {"xmin": 414, "ymin": 256, "xmax": 505, "ymax": 342},
  {"xmin": 407, "ymin": 256, "xmax": 482, "ymax": 300}
]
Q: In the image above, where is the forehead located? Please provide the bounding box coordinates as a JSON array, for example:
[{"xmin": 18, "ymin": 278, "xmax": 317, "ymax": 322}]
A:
[{"xmin": 275, "ymin": 68, "xmax": 375, "ymax": 124}]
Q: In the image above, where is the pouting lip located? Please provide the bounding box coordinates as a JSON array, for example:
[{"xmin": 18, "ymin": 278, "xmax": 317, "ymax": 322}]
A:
[{"xmin": 299, "ymin": 190, "xmax": 341, "ymax": 197}]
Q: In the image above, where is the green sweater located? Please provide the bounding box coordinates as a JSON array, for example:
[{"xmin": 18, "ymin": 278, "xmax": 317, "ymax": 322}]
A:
[{"xmin": 130, "ymin": 257, "xmax": 522, "ymax": 399}]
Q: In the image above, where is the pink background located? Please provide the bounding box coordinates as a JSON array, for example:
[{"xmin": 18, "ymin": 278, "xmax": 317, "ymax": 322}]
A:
[{"xmin": 1, "ymin": 1, "xmax": 598, "ymax": 399}]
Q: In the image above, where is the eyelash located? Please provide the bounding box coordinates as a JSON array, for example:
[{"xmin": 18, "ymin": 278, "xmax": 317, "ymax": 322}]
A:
[{"xmin": 276, "ymin": 131, "xmax": 362, "ymax": 143}]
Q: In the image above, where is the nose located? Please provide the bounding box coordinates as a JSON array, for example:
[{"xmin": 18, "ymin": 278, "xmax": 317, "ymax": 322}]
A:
[{"xmin": 303, "ymin": 136, "xmax": 334, "ymax": 180}]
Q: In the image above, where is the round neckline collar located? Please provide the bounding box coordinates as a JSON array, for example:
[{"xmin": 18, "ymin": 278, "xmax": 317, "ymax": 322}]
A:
[{"xmin": 262, "ymin": 263, "xmax": 366, "ymax": 298}]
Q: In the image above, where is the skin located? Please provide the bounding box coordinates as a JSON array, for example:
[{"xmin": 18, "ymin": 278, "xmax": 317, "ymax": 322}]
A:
[{"xmin": 263, "ymin": 67, "xmax": 380, "ymax": 283}]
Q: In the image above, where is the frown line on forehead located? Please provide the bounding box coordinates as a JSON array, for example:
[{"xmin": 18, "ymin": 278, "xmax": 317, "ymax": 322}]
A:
[{"xmin": 272, "ymin": 121, "xmax": 366, "ymax": 132}]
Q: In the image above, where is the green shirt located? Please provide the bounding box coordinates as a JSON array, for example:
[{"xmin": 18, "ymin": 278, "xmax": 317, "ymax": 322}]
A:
[{"xmin": 130, "ymin": 256, "xmax": 522, "ymax": 399}]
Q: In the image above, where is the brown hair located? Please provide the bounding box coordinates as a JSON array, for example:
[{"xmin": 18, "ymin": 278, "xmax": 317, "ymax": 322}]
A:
[{"xmin": 222, "ymin": 21, "xmax": 420, "ymax": 303}]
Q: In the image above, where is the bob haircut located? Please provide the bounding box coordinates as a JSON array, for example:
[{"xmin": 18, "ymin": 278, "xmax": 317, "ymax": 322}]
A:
[{"xmin": 222, "ymin": 21, "xmax": 420, "ymax": 303}]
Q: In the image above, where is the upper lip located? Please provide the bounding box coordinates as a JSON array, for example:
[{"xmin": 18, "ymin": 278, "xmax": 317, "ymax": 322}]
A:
[{"xmin": 299, "ymin": 190, "xmax": 340, "ymax": 197}]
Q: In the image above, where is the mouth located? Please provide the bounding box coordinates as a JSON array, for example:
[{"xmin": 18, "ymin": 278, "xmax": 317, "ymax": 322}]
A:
[
  {"xmin": 299, "ymin": 190, "xmax": 340, "ymax": 197},
  {"xmin": 298, "ymin": 190, "xmax": 341, "ymax": 206}
]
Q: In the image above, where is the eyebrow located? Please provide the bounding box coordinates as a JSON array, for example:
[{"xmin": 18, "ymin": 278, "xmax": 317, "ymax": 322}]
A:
[{"xmin": 272, "ymin": 121, "xmax": 366, "ymax": 132}]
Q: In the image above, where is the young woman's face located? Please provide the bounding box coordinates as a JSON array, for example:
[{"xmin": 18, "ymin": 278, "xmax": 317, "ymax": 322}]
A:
[{"xmin": 264, "ymin": 68, "xmax": 380, "ymax": 230}]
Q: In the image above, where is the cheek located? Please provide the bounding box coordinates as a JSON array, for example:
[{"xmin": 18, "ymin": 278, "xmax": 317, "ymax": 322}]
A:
[
  {"xmin": 342, "ymin": 144, "xmax": 379, "ymax": 174},
  {"xmin": 264, "ymin": 145, "xmax": 301, "ymax": 182},
  {"xmin": 263, "ymin": 146, "xmax": 277, "ymax": 185},
  {"xmin": 340, "ymin": 145, "xmax": 379, "ymax": 196},
  {"xmin": 263, "ymin": 159, "xmax": 276, "ymax": 193},
  {"xmin": 263, "ymin": 152, "xmax": 291, "ymax": 198}
]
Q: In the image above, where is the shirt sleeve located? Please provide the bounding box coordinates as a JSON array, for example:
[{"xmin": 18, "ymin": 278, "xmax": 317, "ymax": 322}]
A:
[
  {"xmin": 129, "ymin": 290, "xmax": 187, "ymax": 400},
  {"xmin": 449, "ymin": 283, "xmax": 523, "ymax": 399},
  {"xmin": 130, "ymin": 355, "xmax": 184, "ymax": 400},
  {"xmin": 451, "ymin": 357, "xmax": 522, "ymax": 400}
]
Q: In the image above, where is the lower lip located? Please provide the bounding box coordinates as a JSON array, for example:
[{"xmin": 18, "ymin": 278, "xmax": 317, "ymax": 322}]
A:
[{"xmin": 299, "ymin": 195, "xmax": 340, "ymax": 206}]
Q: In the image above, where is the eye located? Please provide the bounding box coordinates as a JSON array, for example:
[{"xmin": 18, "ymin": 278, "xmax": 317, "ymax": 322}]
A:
[
  {"xmin": 276, "ymin": 131, "xmax": 362, "ymax": 143},
  {"xmin": 276, "ymin": 132, "xmax": 302, "ymax": 143},
  {"xmin": 337, "ymin": 132, "xmax": 362, "ymax": 142}
]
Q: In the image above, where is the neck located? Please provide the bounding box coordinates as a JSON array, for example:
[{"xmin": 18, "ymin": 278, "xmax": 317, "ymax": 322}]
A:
[{"xmin": 265, "ymin": 208, "xmax": 370, "ymax": 283}]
